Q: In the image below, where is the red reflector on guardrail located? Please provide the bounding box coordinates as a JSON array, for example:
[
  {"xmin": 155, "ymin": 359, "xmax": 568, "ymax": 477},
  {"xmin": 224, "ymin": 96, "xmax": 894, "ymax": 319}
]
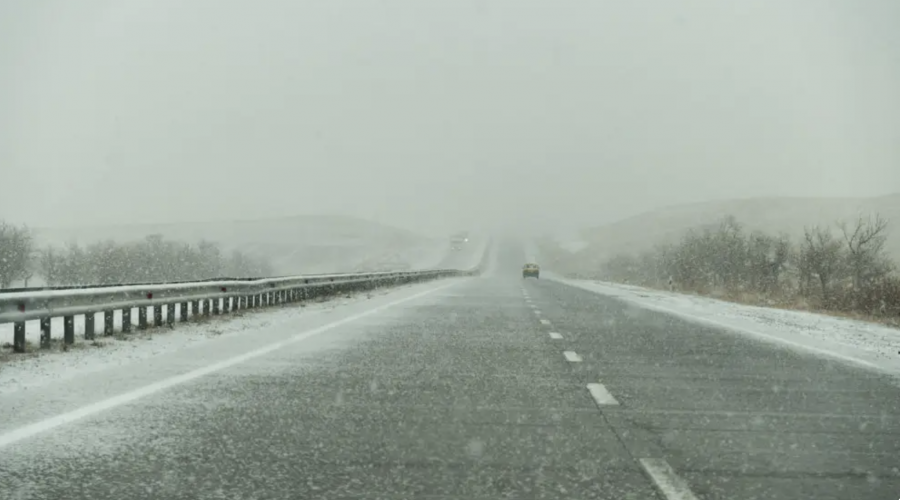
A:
[
  {"xmin": 221, "ymin": 287, "xmax": 227, "ymax": 292},
  {"xmin": 147, "ymin": 293, "xmax": 153, "ymax": 299},
  {"xmin": 18, "ymin": 303, "xmax": 25, "ymax": 312}
]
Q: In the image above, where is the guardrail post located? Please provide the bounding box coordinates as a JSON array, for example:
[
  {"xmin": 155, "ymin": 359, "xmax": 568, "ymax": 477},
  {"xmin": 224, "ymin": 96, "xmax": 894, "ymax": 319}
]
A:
[
  {"xmin": 180, "ymin": 302, "xmax": 189, "ymax": 322},
  {"xmin": 204, "ymin": 299, "xmax": 212, "ymax": 317},
  {"xmin": 250, "ymin": 295, "xmax": 257, "ymax": 308},
  {"xmin": 192, "ymin": 300, "xmax": 200, "ymax": 318},
  {"xmin": 153, "ymin": 305, "xmax": 163, "ymax": 327},
  {"xmin": 40, "ymin": 317, "xmax": 51, "ymax": 349},
  {"xmin": 166, "ymin": 304, "xmax": 175, "ymax": 326},
  {"xmin": 13, "ymin": 322, "xmax": 25, "ymax": 352},
  {"xmin": 138, "ymin": 307, "xmax": 148, "ymax": 330},
  {"xmin": 122, "ymin": 308, "xmax": 132, "ymax": 333},
  {"xmin": 85, "ymin": 312, "xmax": 96, "ymax": 340},
  {"xmin": 64, "ymin": 315, "xmax": 75, "ymax": 345},
  {"xmin": 104, "ymin": 310, "xmax": 114, "ymax": 336},
  {"xmin": 212, "ymin": 297, "xmax": 220, "ymax": 315},
  {"xmin": 223, "ymin": 297, "xmax": 231, "ymax": 314}
]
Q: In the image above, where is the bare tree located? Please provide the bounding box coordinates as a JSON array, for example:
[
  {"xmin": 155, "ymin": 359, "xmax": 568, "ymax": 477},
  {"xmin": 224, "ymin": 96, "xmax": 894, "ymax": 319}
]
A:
[
  {"xmin": 38, "ymin": 246, "xmax": 63, "ymax": 285},
  {"xmin": 0, "ymin": 222, "xmax": 34, "ymax": 288},
  {"xmin": 840, "ymin": 214, "xmax": 892, "ymax": 290},
  {"xmin": 40, "ymin": 235, "xmax": 273, "ymax": 285},
  {"xmin": 800, "ymin": 225, "xmax": 847, "ymax": 303},
  {"xmin": 746, "ymin": 232, "xmax": 791, "ymax": 293}
]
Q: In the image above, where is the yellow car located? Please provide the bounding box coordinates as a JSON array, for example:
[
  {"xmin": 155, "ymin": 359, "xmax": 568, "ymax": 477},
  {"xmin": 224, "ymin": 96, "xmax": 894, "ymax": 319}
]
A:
[{"xmin": 522, "ymin": 263, "xmax": 540, "ymax": 279}]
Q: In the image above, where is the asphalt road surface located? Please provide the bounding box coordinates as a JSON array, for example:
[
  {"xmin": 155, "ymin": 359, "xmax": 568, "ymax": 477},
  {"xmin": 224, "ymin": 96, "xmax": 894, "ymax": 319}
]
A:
[{"xmin": 2, "ymin": 243, "xmax": 900, "ymax": 499}]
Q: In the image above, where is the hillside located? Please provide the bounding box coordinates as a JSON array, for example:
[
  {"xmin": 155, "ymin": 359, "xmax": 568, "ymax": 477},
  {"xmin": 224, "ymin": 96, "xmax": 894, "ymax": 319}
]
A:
[
  {"xmin": 30, "ymin": 215, "xmax": 444, "ymax": 276},
  {"xmin": 564, "ymin": 194, "xmax": 900, "ymax": 270}
]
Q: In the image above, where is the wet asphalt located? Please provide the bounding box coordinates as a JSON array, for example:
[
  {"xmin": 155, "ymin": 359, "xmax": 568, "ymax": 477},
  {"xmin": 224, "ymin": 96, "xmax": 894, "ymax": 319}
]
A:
[{"xmin": 2, "ymin": 244, "xmax": 900, "ymax": 499}]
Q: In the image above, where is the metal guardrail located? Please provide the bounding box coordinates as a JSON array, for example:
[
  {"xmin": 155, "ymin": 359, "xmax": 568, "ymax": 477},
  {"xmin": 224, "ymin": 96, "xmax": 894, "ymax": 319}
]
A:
[
  {"xmin": 0, "ymin": 270, "xmax": 394, "ymax": 294},
  {"xmin": 0, "ymin": 256, "xmax": 486, "ymax": 354}
]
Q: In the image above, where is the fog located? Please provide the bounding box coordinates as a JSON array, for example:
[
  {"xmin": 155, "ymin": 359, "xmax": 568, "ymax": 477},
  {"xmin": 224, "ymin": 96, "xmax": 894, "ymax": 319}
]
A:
[{"xmin": 2, "ymin": 0, "xmax": 899, "ymax": 237}]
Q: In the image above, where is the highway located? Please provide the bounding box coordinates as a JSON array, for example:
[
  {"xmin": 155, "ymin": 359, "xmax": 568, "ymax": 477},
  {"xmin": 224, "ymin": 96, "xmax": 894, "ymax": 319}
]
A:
[{"xmin": 1, "ymin": 242, "xmax": 899, "ymax": 499}]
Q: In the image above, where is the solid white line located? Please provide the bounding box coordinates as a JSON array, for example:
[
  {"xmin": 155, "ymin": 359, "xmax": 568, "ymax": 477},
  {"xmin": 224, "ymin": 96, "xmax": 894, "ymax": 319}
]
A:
[
  {"xmin": 639, "ymin": 458, "xmax": 700, "ymax": 500},
  {"xmin": 540, "ymin": 319, "xmax": 550, "ymax": 325},
  {"xmin": 563, "ymin": 351, "xmax": 582, "ymax": 362},
  {"xmin": 0, "ymin": 280, "xmax": 460, "ymax": 450},
  {"xmin": 549, "ymin": 332, "xmax": 563, "ymax": 339},
  {"xmin": 587, "ymin": 382, "xmax": 620, "ymax": 406}
]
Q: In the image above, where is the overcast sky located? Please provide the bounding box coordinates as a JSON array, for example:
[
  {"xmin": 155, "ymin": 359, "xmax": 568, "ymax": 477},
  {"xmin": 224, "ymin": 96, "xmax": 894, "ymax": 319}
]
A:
[{"xmin": 1, "ymin": 0, "xmax": 898, "ymax": 236}]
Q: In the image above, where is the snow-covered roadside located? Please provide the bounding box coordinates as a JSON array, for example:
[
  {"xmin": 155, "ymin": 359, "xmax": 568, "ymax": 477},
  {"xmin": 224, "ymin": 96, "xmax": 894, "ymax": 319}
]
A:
[
  {"xmin": 549, "ymin": 275, "xmax": 900, "ymax": 375},
  {"xmin": 0, "ymin": 283, "xmax": 435, "ymax": 398},
  {"xmin": 1, "ymin": 305, "xmax": 194, "ymax": 347}
]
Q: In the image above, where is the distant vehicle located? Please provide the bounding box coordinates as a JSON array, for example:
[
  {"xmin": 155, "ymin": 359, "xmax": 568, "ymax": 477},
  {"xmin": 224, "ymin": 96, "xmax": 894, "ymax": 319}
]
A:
[
  {"xmin": 522, "ymin": 263, "xmax": 540, "ymax": 279},
  {"xmin": 449, "ymin": 231, "xmax": 469, "ymax": 251}
]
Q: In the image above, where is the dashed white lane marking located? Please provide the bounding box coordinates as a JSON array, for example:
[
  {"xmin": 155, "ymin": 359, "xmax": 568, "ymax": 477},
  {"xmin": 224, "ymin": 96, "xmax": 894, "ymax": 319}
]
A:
[
  {"xmin": 534, "ymin": 310, "xmax": 541, "ymax": 315},
  {"xmin": 639, "ymin": 458, "xmax": 700, "ymax": 500},
  {"xmin": 563, "ymin": 351, "xmax": 582, "ymax": 362},
  {"xmin": 586, "ymin": 382, "xmax": 620, "ymax": 406},
  {"xmin": 548, "ymin": 332, "xmax": 563, "ymax": 339},
  {"xmin": 0, "ymin": 280, "xmax": 460, "ymax": 450},
  {"xmin": 540, "ymin": 319, "xmax": 550, "ymax": 325}
]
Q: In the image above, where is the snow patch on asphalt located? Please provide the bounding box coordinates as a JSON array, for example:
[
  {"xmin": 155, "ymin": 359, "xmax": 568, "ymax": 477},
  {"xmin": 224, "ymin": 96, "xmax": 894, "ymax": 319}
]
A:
[
  {"xmin": 0, "ymin": 287, "xmax": 418, "ymax": 397},
  {"xmin": 552, "ymin": 276, "xmax": 900, "ymax": 375}
]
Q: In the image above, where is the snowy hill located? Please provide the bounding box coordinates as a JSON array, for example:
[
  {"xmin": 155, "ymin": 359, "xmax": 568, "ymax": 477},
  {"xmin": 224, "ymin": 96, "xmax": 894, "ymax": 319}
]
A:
[
  {"xmin": 578, "ymin": 194, "xmax": 900, "ymax": 262},
  {"xmin": 30, "ymin": 215, "xmax": 445, "ymax": 276}
]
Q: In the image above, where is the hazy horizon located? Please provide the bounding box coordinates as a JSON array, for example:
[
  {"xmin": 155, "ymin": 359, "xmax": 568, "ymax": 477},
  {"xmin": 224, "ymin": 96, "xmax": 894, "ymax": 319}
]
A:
[{"xmin": 2, "ymin": 0, "xmax": 899, "ymax": 237}]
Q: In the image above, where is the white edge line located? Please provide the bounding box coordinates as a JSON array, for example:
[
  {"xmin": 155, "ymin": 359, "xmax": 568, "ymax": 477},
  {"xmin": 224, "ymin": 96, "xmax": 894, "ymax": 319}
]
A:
[
  {"xmin": 639, "ymin": 458, "xmax": 699, "ymax": 500},
  {"xmin": 549, "ymin": 332, "xmax": 563, "ymax": 339},
  {"xmin": 0, "ymin": 280, "xmax": 460, "ymax": 450},
  {"xmin": 563, "ymin": 351, "xmax": 582, "ymax": 362},
  {"xmin": 586, "ymin": 382, "xmax": 619, "ymax": 406},
  {"xmin": 551, "ymin": 278, "xmax": 880, "ymax": 372}
]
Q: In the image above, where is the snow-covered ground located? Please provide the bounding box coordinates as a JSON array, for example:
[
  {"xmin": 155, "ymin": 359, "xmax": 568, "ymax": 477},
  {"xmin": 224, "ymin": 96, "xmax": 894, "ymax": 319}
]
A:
[
  {"xmin": 549, "ymin": 275, "xmax": 900, "ymax": 376},
  {"xmin": 0, "ymin": 281, "xmax": 457, "ymax": 399}
]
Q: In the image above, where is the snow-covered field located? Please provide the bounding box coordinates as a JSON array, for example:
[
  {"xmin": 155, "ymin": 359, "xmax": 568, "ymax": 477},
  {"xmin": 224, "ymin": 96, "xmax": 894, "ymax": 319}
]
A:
[{"xmin": 549, "ymin": 275, "xmax": 900, "ymax": 376}]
